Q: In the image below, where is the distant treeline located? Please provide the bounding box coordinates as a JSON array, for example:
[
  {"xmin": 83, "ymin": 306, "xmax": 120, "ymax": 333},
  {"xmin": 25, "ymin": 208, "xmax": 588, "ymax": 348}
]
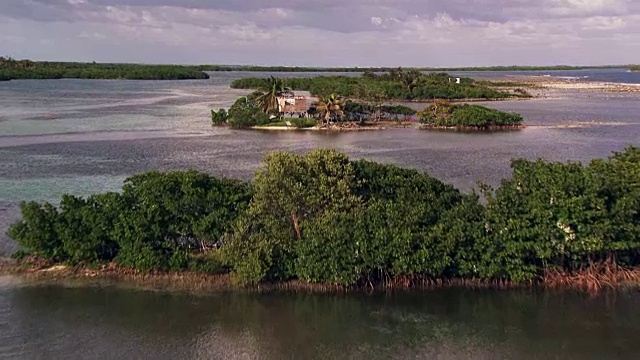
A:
[
  {"xmin": 0, "ymin": 57, "xmax": 210, "ymax": 80},
  {"xmin": 231, "ymin": 70, "xmax": 526, "ymax": 100},
  {"xmin": 199, "ymin": 64, "xmax": 632, "ymax": 72},
  {"xmin": 630, "ymin": 66, "xmax": 640, "ymax": 72},
  {"xmin": 10, "ymin": 147, "xmax": 640, "ymax": 288}
]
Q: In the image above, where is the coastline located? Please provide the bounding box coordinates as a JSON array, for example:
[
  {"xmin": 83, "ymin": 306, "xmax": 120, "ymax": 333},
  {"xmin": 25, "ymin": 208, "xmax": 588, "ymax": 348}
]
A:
[
  {"xmin": 2, "ymin": 260, "xmax": 639, "ymax": 294},
  {"xmin": 419, "ymin": 124, "xmax": 525, "ymax": 131},
  {"xmin": 251, "ymin": 125, "xmax": 391, "ymax": 131},
  {"xmin": 502, "ymin": 77, "xmax": 640, "ymax": 93}
]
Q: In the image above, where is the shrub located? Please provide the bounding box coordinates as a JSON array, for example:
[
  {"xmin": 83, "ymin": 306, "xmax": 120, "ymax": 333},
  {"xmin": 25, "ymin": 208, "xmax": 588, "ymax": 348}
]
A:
[
  {"xmin": 211, "ymin": 109, "xmax": 228, "ymax": 126},
  {"xmin": 227, "ymin": 92, "xmax": 270, "ymax": 128},
  {"xmin": 290, "ymin": 118, "xmax": 317, "ymax": 128},
  {"xmin": 8, "ymin": 202, "xmax": 62, "ymax": 261},
  {"xmin": 418, "ymin": 102, "xmax": 523, "ymax": 128},
  {"xmin": 8, "ymin": 170, "xmax": 252, "ymax": 271},
  {"xmin": 222, "ymin": 149, "xmax": 362, "ymax": 284},
  {"xmin": 57, "ymin": 193, "xmax": 120, "ymax": 264}
]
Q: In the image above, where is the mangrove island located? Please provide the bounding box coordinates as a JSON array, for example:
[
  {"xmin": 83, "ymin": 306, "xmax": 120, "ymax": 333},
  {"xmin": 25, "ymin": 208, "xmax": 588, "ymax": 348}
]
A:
[
  {"xmin": 419, "ymin": 100, "xmax": 524, "ymax": 130},
  {"xmin": 7, "ymin": 147, "xmax": 640, "ymax": 292},
  {"xmin": 0, "ymin": 57, "xmax": 210, "ymax": 80},
  {"xmin": 230, "ymin": 68, "xmax": 531, "ymax": 101}
]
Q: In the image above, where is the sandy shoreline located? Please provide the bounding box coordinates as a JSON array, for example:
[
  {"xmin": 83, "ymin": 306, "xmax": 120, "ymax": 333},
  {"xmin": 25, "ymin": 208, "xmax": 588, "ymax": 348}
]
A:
[
  {"xmin": 2, "ymin": 260, "xmax": 639, "ymax": 293},
  {"xmin": 251, "ymin": 126, "xmax": 385, "ymax": 131},
  {"xmin": 501, "ymin": 76, "xmax": 640, "ymax": 93}
]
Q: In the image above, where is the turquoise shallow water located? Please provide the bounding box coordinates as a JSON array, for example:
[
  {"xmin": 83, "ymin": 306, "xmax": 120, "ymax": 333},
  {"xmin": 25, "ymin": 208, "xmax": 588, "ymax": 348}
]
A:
[{"xmin": 0, "ymin": 70, "xmax": 639, "ymax": 359}]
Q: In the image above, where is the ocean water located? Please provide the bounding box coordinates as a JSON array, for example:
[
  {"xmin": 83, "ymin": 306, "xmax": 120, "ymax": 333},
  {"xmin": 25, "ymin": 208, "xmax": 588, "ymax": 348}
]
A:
[
  {"xmin": 1, "ymin": 70, "xmax": 639, "ymax": 256},
  {"xmin": 0, "ymin": 70, "xmax": 640, "ymax": 359},
  {"xmin": 452, "ymin": 67, "xmax": 640, "ymax": 83}
]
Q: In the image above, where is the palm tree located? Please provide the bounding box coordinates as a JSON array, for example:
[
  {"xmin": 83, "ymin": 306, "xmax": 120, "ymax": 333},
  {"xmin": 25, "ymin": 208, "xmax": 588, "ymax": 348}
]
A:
[
  {"xmin": 256, "ymin": 76, "xmax": 293, "ymax": 115},
  {"xmin": 314, "ymin": 94, "xmax": 344, "ymax": 126}
]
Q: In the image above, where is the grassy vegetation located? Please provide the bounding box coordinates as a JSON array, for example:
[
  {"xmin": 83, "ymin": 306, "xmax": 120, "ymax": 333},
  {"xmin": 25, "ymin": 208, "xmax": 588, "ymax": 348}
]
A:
[
  {"xmin": 230, "ymin": 70, "xmax": 526, "ymax": 101},
  {"xmin": 256, "ymin": 118, "xmax": 318, "ymax": 128},
  {"xmin": 419, "ymin": 101, "xmax": 523, "ymax": 129},
  {"xmin": 9, "ymin": 147, "xmax": 640, "ymax": 290},
  {"xmin": 0, "ymin": 57, "xmax": 210, "ymax": 80}
]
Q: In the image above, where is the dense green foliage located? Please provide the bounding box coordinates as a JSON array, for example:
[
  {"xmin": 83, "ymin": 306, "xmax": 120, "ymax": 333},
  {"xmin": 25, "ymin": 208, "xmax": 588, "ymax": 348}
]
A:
[
  {"xmin": 9, "ymin": 171, "xmax": 252, "ymax": 271},
  {"xmin": 211, "ymin": 109, "xmax": 229, "ymax": 126},
  {"xmin": 215, "ymin": 90, "xmax": 318, "ymax": 128},
  {"xmin": 630, "ymin": 66, "xmax": 640, "ymax": 72},
  {"xmin": 419, "ymin": 101, "xmax": 523, "ymax": 128},
  {"xmin": 225, "ymin": 92, "xmax": 271, "ymax": 128},
  {"xmin": 230, "ymin": 70, "xmax": 527, "ymax": 100},
  {"xmin": 9, "ymin": 147, "xmax": 640, "ymax": 287},
  {"xmin": 0, "ymin": 57, "xmax": 209, "ymax": 80}
]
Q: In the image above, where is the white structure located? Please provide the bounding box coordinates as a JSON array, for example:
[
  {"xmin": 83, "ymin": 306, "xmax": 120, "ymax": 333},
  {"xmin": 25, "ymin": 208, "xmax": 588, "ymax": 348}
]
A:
[{"xmin": 276, "ymin": 94, "xmax": 309, "ymax": 113}]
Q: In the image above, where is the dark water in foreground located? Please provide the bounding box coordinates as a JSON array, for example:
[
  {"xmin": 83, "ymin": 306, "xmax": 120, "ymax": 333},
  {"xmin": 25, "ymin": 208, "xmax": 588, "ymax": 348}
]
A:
[
  {"xmin": 0, "ymin": 70, "xmax": 639, "ymax": 359},
  {"xmin": 1, "ymin": 284, "xmax": 639, "ymax": 360}
]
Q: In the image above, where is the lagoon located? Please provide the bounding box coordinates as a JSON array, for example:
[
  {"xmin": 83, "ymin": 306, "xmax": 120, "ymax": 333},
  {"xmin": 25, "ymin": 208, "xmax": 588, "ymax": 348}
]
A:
[{"xmin": 1, "ymin": 70, "xmax": 640, "ymax": 358}]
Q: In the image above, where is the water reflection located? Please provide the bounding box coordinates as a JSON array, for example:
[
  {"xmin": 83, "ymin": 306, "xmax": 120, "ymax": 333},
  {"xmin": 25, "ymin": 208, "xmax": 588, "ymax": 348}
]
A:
[{"xmin": 2, "ymin": 286, "xmax": 639, "ymax": 359}]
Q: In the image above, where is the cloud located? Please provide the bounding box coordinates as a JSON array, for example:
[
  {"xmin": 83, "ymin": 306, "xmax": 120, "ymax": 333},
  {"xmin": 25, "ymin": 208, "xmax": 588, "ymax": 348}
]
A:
[{"xmin": 0, "ymin": 0, "xmax": 638, "ymax": 66}]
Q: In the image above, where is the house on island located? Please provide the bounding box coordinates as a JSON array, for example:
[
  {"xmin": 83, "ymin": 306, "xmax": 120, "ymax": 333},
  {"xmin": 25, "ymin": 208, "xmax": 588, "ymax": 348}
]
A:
[{"xmin": 277, "ymin": 93, "xmax": 311, "ymax": 116}]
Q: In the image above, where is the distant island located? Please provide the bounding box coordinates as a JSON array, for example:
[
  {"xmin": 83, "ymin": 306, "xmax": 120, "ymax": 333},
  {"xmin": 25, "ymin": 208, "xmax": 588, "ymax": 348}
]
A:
[
  {"xmin": 0, "ymin": 57, "xmax": 210, "ymax": 80},
  {"xmin": 1, "ymin": 57, "xmax": 637, "ymax": 82},
  {"xmin": 231, "ymin": 69, "xmax": 530, "ymax": 101},
  {"xmin": 200, "ymin": 64, "xmax": 631, "ymax": 73},
  {"xmin": 631, "ymin": 66, "xmax": 640, "ymax": 72}
]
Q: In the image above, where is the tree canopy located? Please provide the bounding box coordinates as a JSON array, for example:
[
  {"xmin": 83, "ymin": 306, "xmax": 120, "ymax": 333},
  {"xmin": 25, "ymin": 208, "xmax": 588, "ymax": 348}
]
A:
[
  {"xmin": 9, "ymin": 147, "xmax": 640, "ymax": 288},
  {"xmin": 231, "ymin": 69, "xmax": 527, "ymax": 101},
  {"xmin": 418, "ymin": 101, "xmax": 523, "ymax": 128},
  {"xmin": 0, "ymin": 57, "xmax": 210, "ymax": 80}
]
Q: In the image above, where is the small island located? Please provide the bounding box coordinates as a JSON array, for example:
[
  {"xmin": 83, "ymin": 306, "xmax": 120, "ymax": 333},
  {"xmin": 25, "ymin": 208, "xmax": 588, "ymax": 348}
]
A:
[
  {"xmin": 213, "ymin": 75, "xmax": 525, "ymax": 131},
  {"xmin": 0, "ymin": 57, "xmax": 210, "ymax": 80},
  {"xmin": 418, "ymin": 100, "xmax": 524, "ymax": 130},
  {"xmin": 5, "ymin": 147, "xmax": 640, "ymax": 292},
  {"xmin": 630, "ymin": 66, "xmax": 640, "ymax": 72}
]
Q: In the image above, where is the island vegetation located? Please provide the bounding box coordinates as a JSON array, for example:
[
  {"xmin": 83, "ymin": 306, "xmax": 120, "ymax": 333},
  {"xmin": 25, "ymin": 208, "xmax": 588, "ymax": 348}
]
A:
[
  {"xmin": 231, "ymin": 69, "xmax": 529, "ymax": 101},
  {"xmin": 215, "ymin": 76, "xmax": 524, "ymax": 131},
  {"xmin": 419, "ymin": 100, "xmax": 524, "ymax": 130},
  {"xmin": 197, "ymin": 64, "xmax": 628, "ymax": 72},
  {"xmin": 630, "ymin": 66, "xmax": 640, "ymax": 72},
  {"xmin": 212, "ymin": 76, "xmax": 419, "ymax": 129},
  {"xmin": 0, "ymin": 57, "xmax": 210, "ymax": 80},
  {"xmin": 8, "ymin": 147, "xmax": 640, "ymax": 292}
]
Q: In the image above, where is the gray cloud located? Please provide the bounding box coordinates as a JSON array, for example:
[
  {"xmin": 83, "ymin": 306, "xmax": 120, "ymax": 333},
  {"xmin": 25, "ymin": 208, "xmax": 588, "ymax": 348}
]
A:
[{"xmin": 0, "ymin": 0, "xmax": 637, "ymax": 66}]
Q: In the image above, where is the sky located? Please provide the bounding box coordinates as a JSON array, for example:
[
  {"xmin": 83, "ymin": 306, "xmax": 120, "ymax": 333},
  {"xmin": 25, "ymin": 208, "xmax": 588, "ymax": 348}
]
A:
[{"xmin": 1, "ymin": 0, "xmax": 638, "ymax": 67}]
